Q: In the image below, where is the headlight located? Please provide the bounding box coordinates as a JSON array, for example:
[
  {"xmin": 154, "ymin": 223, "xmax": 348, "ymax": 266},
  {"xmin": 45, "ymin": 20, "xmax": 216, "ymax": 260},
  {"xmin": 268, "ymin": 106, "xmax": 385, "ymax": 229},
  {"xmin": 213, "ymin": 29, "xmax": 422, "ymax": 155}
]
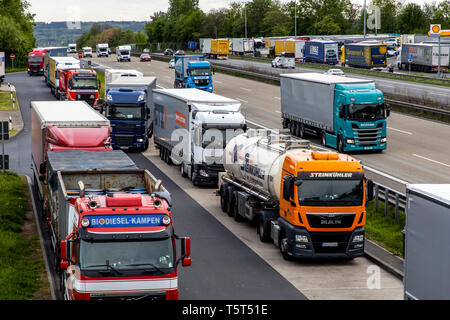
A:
[
  {"xmin": 81, "ymin": 218, "xmax": 90, "ymax": 228},
  {"xmin": 138, "ymin": 93, "xmax": 145, "ymax": 101},
  {"xmin": 162, "ymin": 215, "xmax": 171, "ymax": 226},
  {"xmin": 377, "ymin": 96, "xmax": 382, "ymax": 101},
  {"xmin": 345, "ymin": 138, "xmax": 355, "ymax": 144},
  {"xmin": 137, "ymin": 138, "xmax": 144, "ymax": 142},
  {"xmin": 353, "ymin": 234, "xmax": 364, "ymax": 242},
  {"xmin": 106, "ymin": 93, "xmax": 112, "ymax": 101},
  {"xmin": 199, "ymin": 169, "xmax": 209, "ymax": 177},
  {"xmin": 295, "ymin": 235, "xmax": 309, "ymax": 242},
  {"xmin": 380, "ymin": 137, "xmax": 387, "ymax": 143}
]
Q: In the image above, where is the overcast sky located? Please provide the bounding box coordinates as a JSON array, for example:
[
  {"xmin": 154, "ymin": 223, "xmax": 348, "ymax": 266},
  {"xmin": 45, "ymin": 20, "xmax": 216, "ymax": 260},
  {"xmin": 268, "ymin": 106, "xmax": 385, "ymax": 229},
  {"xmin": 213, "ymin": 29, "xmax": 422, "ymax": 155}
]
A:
[{"xmin": 28, "ymin": 0, "xmax": 444, "ymax": 22}]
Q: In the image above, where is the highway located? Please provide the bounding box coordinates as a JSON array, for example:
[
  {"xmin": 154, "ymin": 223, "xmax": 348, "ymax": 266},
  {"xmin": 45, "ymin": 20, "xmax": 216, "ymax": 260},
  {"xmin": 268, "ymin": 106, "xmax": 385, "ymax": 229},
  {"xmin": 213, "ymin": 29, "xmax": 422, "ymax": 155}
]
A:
[
  {"xmin": 89, "ymin": 55, "xmax": 404, "ymax": 299},
  {"xmin": 92, "ymin": 55, "xmax": 450, "ymax": 191}
]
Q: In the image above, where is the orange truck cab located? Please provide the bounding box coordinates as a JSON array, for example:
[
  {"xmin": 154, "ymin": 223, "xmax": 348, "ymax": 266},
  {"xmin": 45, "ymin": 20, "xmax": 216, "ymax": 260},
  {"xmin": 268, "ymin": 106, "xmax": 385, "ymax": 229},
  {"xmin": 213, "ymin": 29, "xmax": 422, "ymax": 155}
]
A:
[{"xmin": 58, "ymin": 69, "xmax": 100, "ymax": 107}]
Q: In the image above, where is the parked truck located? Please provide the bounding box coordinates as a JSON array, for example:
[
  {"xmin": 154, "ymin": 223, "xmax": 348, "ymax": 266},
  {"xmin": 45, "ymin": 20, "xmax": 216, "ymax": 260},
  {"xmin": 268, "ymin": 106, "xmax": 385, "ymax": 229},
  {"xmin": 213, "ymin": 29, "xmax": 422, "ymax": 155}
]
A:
[
  {"xmin": 96, "ymin": 43, "xmax": 109, "ymax": 57},
  {"xmin": 202, "ymin": 39, "xmax": 229, "ymax": 59},
  {"xmin": 27, "ymin": 49, "xmax": 48, "ymax": 76},
  {"xmin": 47, "ymin": 56, "xmax": 80, "ymax": 96},
  {"xmin": 43, "ymin": 47, "xmax": 68, "ymax": 84},
  {"xmin": 153, "ymin": 88, "xmax": 246, "ymax": 186},
  {"xmin": 397, "ymin": 43, "xmax": 449, "ymax": 72},
  {"xmin": 31, "ymin": 100, "xmax": 112, "ymax": 202},
  {"xmin": 404, "ymin": 184, "xmax": 450, "ymax": 300},
  {"xmin": 116, "ymin": 45, "xmax": 131, "ymax": 62},
  {"xmin": 304, "ymin": 40, "xmax": 339, "ymax": 64},
  {"xmin": 67, "ymin": 43, "xmax": 77, "ymax": 54},
  {"xmin": 174, "ymin": 55, "xmax": 213, "ymax": 92},
  {"xmin": 58, "ymin": 69, "xmax": 100, "ymax": 107},
  {"xmin": 104, "ymin": 77, "xmax": 156, "ymax": 151},
  {"xmin": 231, "ymin": 38, "xmax": 254, "ymax": 56},
  {"xmin": 280, "ymin": 73, "xmax": 389, "ymax": 153},
  {"xmin": 0, "ymin": 52, "xmax": 4, "ymax": 84},
  {"xmin": 343, "ymin": 42, "xmax": 387, "ymax": 68},
  {"xmin": 44, "ymin": 149, "xmax": 191, "ymax": 300},
  {"xmin": 218, "ymin": 129, "xmax": 372, "ymax": 259}
]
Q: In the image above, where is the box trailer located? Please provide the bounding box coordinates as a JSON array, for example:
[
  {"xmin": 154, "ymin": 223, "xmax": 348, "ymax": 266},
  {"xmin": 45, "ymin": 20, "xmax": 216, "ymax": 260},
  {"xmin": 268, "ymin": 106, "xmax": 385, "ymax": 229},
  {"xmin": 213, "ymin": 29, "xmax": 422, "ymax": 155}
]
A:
[
  {"xmin": 47, "ymin": 56, "xmax": 80, "ymax": 96},
  {"xmin": 153, "ymin": 88, "xmax": 246, "ymax": 186},
  {"xmin": 344, "ymin": 42, "xmax": 387, "ymax": 68},
  {"xmin": 398, "ymin": 43, "xmax": 449, "ymax": 72},
  {"xmin": 304, "ymin": 40, "xmax": 338, "ymax": 64},
  {"xmin": 404, "ymin": 184, "xmax": 450, "ymax": 300},
  {"xmin": 231, "ymin": 38, "xmax": 254, "ymax": 55}
]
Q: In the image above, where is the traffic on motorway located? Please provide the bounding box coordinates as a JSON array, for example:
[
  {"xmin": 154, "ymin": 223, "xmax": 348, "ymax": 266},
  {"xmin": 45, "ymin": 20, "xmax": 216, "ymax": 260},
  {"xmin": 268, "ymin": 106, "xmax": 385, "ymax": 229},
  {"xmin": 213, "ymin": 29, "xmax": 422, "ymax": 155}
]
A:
[{"xmin": 1, "ymin": 36, "xmax": 448, "ymax": 302}]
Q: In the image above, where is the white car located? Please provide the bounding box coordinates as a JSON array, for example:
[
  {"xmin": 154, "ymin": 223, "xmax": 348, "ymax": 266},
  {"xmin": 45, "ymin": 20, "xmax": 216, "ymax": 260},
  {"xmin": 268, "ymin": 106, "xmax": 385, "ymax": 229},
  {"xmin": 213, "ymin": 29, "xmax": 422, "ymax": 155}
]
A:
[
  {"xmin": 324, "ymin": 69, "xmax": 346, "ymax": 76},
  {"xmin": 169, "ymin": 59, "xmax": 175, "ymax": 69},
  {"xmin": 271, "ymin": 56, "xmax": 295, "ymax": 69}
]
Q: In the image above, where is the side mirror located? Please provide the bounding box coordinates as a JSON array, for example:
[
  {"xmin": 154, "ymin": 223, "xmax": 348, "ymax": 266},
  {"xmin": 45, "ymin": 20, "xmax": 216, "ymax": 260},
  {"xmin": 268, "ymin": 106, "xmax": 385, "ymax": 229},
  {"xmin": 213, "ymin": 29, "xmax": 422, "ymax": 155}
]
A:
[
  {"xmin": 60, "ymin": 240, "xmax": 67, "ymax": 260},
  {"xmin": 182, "ymin": 237, "xmax": 191, "ymax": 257},
  {"xmin": 182, "ymin": 257, "xmax": 191, "ymax": 267},
  {"xmin": 39, "ymin": 162, "xmax": 46, "ymax": 175},
  {"xmin": 386, "ymin": 108, "xmax": 391, "ymax": 117},
  {"xmin": 366, "ymin": 179, "xmax": 374, "ymax": 201},
  {"xmin": 60, "ymin": 260, "xmax": 69, "ymax": 270}
]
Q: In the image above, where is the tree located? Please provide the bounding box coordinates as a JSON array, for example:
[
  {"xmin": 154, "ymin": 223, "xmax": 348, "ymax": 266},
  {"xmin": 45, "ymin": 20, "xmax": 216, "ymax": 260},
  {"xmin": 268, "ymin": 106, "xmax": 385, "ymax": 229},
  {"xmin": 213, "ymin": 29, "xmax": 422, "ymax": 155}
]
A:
[{"xmin": 398, "ymin": 3, "xmax": 427, "ymax": 34}]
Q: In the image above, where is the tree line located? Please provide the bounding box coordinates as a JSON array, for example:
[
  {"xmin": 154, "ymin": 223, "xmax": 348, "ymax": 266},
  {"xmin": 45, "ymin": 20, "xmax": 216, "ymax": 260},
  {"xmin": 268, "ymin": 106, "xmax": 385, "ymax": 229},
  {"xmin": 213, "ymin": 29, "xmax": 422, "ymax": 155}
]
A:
[
  {"xmin": 144, "ymin": 0, "xmax": 450, "ymax": 48},
  {"xmin": 0, "ymin": 0, "xmax": 36, "ymax": 67}
]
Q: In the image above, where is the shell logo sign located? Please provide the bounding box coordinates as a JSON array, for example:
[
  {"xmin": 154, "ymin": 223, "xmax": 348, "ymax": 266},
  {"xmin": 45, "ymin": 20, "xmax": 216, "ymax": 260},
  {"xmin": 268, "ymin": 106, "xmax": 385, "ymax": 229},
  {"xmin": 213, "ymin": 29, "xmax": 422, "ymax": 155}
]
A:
[{"xmin": 430, "ymin": 24, "xmax": 441, "ymax": 35}]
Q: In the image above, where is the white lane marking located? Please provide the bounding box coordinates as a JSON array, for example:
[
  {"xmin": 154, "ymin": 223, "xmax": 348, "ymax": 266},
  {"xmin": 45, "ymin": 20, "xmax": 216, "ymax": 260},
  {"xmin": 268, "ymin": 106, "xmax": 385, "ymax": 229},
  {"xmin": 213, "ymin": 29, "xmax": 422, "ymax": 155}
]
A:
[
  {"xmin": 215, "ymin": 80, "xmax": 223, "ymax": 84},
  {"xmin": 387, "ymin": 127, "xmax": 412, "ymax": 135},
  {"xmin": 240, "ymin": 87, "xmax": 252, "ymax": 92},
  {"xmin": 236, "ymin": 97, "xmax": 249, "ymax": 103},
  {"xmin": 274, "ymin": 96, "xmax": 281, "ymax": 100},
  {"xmin": 413, "ymin": 154, "xmax": 450, "ymax": 168}
]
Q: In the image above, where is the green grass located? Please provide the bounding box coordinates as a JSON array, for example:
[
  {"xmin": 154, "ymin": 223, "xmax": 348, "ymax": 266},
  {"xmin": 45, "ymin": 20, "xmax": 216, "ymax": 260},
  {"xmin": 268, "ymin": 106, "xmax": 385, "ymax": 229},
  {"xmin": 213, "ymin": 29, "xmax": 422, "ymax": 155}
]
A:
[
  {"xmin": 5, "ymin": 67, "xmax": 28, "ymax": 74},
  {"xmin": 0, "ymin": 172, "xmax": 43, "ymax": 299},
  {"xmin": 0, "ymin": 91, "xmax": 16, "ymax": 111},
  {"xmin": 97, "ymin": 71, "xmax": 105, "ymax": 100},
  {"xmin": 365, "ymin": 199, "xmax": 406, "ymax": 257}
]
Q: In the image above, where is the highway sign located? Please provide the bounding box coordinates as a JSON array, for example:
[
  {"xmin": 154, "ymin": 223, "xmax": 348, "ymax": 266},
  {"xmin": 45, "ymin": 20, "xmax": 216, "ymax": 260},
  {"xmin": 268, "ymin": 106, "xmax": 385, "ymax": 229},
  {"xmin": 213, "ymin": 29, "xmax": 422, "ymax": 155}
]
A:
[
  {"xmin": 0, "ymin": 155, "xmax": 9, "ymax": 170},
  {"xmin": 0, "ymin": 121, "xmax": 9, "ymax": 140},
  {"xmin": 9, "ymin": 53, "xmax": 15, "ymax": 60}
]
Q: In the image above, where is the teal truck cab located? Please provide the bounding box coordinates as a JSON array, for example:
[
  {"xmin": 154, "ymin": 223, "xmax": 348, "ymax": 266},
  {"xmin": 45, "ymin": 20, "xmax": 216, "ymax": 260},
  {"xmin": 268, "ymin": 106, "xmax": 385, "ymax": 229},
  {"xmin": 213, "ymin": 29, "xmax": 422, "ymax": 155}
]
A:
[
  {"xmin": 174, "ymin": 55, "xmax": 213, "ymax": 92},
  {"xmin": 281, "ymin": 73, "xmax": 389, "ymax": 152}
]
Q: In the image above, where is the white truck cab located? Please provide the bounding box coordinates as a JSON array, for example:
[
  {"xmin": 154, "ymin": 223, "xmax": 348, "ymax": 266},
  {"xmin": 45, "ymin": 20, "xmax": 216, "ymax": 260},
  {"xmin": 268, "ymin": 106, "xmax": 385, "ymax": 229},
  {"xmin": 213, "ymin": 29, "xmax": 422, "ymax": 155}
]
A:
[
  {"xmin": 116, "ymin": 45, "xmax": 132, "ymax": 62},
  {"xmin": 82, "ymin": 47, "xmax": 92, "ymax": 58}
]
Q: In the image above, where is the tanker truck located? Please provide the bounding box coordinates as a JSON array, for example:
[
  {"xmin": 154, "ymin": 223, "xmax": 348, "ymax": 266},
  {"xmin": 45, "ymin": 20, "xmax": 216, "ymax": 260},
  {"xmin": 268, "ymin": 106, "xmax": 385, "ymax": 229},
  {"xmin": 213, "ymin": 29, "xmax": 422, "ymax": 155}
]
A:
[{"xmin": 218, "ymin": 129, "xmax": 373, "ymax": 259}]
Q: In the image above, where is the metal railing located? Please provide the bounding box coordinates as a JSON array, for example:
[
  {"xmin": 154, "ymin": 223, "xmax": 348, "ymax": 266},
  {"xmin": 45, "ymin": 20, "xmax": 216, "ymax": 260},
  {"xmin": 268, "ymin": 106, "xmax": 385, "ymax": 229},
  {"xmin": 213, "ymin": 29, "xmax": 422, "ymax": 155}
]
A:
[{"xmin": 371, "ymin": 181, "xmax": 406, "ymax": 223}]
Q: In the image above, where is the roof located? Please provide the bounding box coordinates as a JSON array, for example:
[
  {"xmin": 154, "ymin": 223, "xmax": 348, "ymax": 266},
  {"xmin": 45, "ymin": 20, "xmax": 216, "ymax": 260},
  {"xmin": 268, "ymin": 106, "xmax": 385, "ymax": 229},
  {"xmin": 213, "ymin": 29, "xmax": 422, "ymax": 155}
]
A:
[
  {"xmin": 407, "ymin": 184, "xmax": 450, "ymax": 205},
  {"xmin": 50, "ymin": 56, "xmax": 79, "ymax": 63},
  {"xmin": 153, "ymin": 88, "xmax": 239, "ymax": 104},
  {"xmin": 108, "ymin": 76, "xmax": 156, "ymax": 87},
  {"xmin": 31, "ymin": 101, "xmax": 109, "ymax": 126},
  {"xmin": 280, "ymin": 72, "xmax": 373, "ymax": 85},
  {"xmin": 47, "ymin": 150, "xmax": 138, "ymax": 172}
]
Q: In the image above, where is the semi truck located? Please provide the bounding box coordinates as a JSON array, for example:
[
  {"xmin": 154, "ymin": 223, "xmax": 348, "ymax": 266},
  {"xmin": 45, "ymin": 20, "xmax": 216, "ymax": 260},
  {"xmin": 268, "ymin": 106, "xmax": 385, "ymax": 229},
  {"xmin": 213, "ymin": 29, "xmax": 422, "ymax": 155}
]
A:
[
  {"xmin": 104, "ymin": 77, "xmax": 156, "ymax": 151},
  {"xmin": 403, "ymin": 184, "xmax": 450, "ymax": 300},
  {"xmin": 397, "ymin": 43, "xmax": 449, "ymax": 72},
  {"xmin": 231, "ymin": 38, "xmax": 254, "ymax": 56},
  {"xmin": 43, "ymin": 47, "xmax": 68, "ymax": 84},
  {"xmin": 96, "ymin": 43, "xmax": 109, "ymax": 57},
  {"xmin": 304, "ymin": 40, "xmax": 338, "ymax": 64},
  {"xmin": 0, "ymin": 52, "xmax": 4, "ymax": 83},
  {"xmin": 202, "ymin": 39, "xmax": 229, "ymax": 59},
  {"xmin": 27, "ymin": 49, "xmax": 47, "ymax": 76},
  {"xmin": 47, "ymin": 56, "xmax": 80, "ymax": 96},
  {"xmin": 58, "ymin": 69, "xmax": 100, "ymax": 107},
  {"xmin": 174, "ymin": 55, "xmax": 213, "ymax": 92},
  {"xmin": 82, "ymin": 47, "xmax": 93, "ymax": 58},
  {"xmin": 280, "ymin": 73, "xmax": 389, "ymax": 153},
  {"xmin": 31, "ymin": 100, "xmax": 112, "ymax": 202},
  {"xmin": 343, "ymin": 42, "xmax": 387, "ymax": 68},
  {"xmin": 218, "ymin": 130, "xmax": 372, "ymax": 259},
  {"xmin": 274, "ymin": 40, "xmax": 305, "ymax": 59},
  {"xmin": 104, "ymin": 68, "xmax": 143, "ymax": 92},
  {"xmin": 67, "ymin": 43, "xmax": 77, "ymax": 54},
  {"xmin": 44, "ymin": 149, "xmax": 191, "ymax": 300},
  {"xmin": 116, "ymin": 45, "xmax": 132, "ymax": 62},
  {"xmin": 153, "ymin": 88, "xmax": 246, "ymax": 186}
]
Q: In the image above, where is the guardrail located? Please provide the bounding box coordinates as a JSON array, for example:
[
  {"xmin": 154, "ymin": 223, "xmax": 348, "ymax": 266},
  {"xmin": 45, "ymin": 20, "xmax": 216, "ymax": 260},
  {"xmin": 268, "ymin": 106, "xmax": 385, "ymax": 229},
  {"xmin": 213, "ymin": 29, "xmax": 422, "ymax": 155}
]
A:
[{"xmin": 372, "ymin": 181, "xmax": 406, "ymax": 223}]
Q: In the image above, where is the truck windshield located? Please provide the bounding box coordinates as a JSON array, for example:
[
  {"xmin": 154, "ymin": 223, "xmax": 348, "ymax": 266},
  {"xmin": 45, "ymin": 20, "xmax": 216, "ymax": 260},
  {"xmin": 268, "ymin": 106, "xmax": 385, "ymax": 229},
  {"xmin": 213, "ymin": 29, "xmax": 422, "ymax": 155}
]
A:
[
  {"xmin": 28, "ymin": 56, "xmax": 43, "ymax": 63},
  {"xmin": 72, "ymin": 78, "xmax": 98, "ymax": 89},
  {"xmin": 201, "ymin": 128, "xmax": 245, "ymax": 149},
  {"xmin": 80, "ymin": 238, "xmax": 175, "ymax": 273},
  {"xmin": 120, "ymin": 51, "xmax": 129, "ymax": 55},
  {"xmin": 106, "ymin": 105, "xmax": 144, "ymax": 120},
  {"xmin": 190, "ymin": 67, "xmax": 211, "ymax": 76},
  {"xmin": 347, "ymin": 103, "xmax": 385, "ymax": 121},
  {"xmin": 298, "ymin": 179, "xmax": 363, "ymax": 206}
]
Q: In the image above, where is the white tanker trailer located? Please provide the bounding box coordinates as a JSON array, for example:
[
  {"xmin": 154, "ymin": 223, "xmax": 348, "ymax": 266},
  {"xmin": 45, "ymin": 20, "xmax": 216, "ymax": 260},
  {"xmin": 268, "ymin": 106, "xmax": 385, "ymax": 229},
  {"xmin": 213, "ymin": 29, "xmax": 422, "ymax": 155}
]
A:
[{"xmin": 218, "ymin": 129, "xmax": 373, "ymax": 259}]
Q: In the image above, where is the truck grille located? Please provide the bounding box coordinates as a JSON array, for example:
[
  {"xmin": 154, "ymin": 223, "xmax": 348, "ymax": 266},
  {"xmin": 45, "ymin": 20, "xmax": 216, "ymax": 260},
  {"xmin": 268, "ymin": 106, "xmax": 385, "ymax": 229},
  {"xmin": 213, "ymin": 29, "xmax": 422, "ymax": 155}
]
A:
[
  {"xmin": 76, "ymin": 94, "xmax": 95, "ymax": 106},
  {"xmin": 114, "ymin": 134, "xmax": 134, "ymax": 146},
  {"xmin": 112, "ymin": 124, "xmax": 140, "ymax": 134},
  {"xmin": 90, "ymin": 292, "xmax": 166, "ymax": 301},
  {"xmin": 352, "ymin": 124, "xmax": 382, "ymax": 144},
  {"xmin": 309, "ymin": 232, "xmax": 352, "ymax": 254},
  {"xmin": 307, "ymin": 213, "xmax": 355, "ymax": 228},
  {"xmin": 194, "ymin": 79, "xmax": 209, "ymax": 86}
]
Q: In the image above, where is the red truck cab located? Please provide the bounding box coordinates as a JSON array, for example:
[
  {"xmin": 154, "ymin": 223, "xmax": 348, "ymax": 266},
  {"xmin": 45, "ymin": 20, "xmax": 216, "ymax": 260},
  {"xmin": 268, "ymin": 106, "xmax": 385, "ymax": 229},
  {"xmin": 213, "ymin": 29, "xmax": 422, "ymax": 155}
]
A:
[
  {"xmin": 60, "ymin": 192, "xmax": 191, "ymax": 300},
  {"xmin": 28, "ymin": 49, "xmax": 47, "ymax": 76},
  {"xmin": 58, "ymin": 69, "xmax": 100, "ymax": 107}
]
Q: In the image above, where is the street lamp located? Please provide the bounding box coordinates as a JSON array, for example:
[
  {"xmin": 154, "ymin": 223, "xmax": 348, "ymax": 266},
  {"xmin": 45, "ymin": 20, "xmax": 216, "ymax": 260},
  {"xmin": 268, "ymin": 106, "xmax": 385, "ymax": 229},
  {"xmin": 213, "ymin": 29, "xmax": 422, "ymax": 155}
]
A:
[
  {"xmin": 244, "ymin": 2, "xmax": 247, "ymax": 39},
  {"xmin": 294, "ymin": 0, "xmax": 297, "ymax": 38}
]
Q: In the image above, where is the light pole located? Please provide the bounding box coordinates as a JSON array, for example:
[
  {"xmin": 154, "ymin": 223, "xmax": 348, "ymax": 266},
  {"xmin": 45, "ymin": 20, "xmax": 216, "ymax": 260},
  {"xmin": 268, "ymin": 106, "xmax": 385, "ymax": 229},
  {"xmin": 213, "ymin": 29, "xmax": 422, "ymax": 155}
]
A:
[
  {"xmin": 244, "ymin": 3, "xmax": 247, "ymax": 39},
  {"xmin": 363, "ymin": 0, "xmax": 366, "ymax": 39},
  {"xmin": 294, "ymin": 0, "xmax": 297, "ymax": 38}
]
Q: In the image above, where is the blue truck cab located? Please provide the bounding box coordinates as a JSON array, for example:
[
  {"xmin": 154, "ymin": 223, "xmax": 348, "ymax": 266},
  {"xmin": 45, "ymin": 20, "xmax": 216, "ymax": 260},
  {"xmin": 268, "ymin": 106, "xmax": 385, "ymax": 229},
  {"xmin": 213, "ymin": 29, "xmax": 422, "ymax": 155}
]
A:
[
  {"xmin": 329, "ymin": 82, "xmax": 389, "ymax": 152},
  {"xmin": 174, "ymin": 55, "xmax": 213, "ymax": 92},
  {"xmin": 104, "ymin": 88, "xmax": 152, "ymax": 151}
]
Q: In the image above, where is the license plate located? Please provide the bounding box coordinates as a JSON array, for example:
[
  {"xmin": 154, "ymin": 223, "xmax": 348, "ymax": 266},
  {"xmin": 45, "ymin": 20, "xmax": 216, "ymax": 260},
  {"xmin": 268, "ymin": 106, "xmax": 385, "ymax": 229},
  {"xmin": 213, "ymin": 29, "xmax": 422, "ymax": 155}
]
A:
[
  {"xmin": 364, "ymin": 147, "xmax": 373, "ymax": 150},
  {"xmin": 322, "ymin": 242, "xmax": 338, "ymax": 247}
]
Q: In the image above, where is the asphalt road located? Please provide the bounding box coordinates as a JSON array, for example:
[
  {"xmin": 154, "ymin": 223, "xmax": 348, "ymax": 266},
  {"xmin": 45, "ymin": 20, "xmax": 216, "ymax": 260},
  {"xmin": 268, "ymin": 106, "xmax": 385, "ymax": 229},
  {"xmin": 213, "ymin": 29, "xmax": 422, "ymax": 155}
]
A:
[
  {"xmin": 3, "ymin": 71, "xmax": 307, "ymax": 300},
  {"xmin": 92, "ymin": 55, "xmax": 450, "ymax": 192}
]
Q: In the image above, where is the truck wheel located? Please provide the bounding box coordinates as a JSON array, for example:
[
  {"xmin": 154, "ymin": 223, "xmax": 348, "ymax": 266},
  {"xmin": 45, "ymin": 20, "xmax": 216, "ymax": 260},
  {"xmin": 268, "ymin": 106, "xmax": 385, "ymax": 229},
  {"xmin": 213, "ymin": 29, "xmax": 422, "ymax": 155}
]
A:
[
  {"xmin": 232, "ymin": 191, "xmax": 245, "ymax": 222},
  {"xmin": 180, "ymin": 163, "xmax": 188, "ymax": 178},
  {"xmin": 220, "ymin": 185, "xmax": 228, "ymax": 212},
  {"xmin": 296, "ymin": 122, "xmax": 304, "ymax": 138},
  {"xmin": 226, "ymin": 186, "xmax": 236, "ymax": 217},
  {"xmin": 337, "ymin": 136, "xmax": 345, "ymax": 153},
  {"xmin": 279, "ymin": 233, "xmax": 293, "ymax": 261},
  {"xmin": 142, "ymin": 139, "xmax": 149, "ymax": 151},
  {"xmin": 289, "ymin": 121, "xmax": 296, "ymax": 136},
  {"xmin": 258, "ymin": 217, "xmax": 271, "ymax": 243},
  {"xmin": 320, "ymin": 131, "xmax": 327, "ymax": 146}
]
